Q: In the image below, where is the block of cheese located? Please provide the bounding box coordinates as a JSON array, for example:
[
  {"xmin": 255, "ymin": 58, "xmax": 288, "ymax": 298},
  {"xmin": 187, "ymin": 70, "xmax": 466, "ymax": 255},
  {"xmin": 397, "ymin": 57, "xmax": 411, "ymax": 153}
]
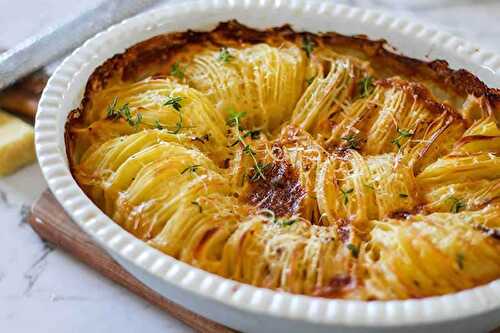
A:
[{"xmin": 0, "ymin": 110, "xmax": 35, "ymax": 176}]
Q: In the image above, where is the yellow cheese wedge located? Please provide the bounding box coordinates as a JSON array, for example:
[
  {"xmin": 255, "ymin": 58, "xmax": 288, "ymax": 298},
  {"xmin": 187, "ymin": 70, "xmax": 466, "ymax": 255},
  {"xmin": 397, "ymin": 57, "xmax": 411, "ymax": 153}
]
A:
[{"xmin": 0, "ymin": 110, "xmax": 35, "ymax": 176}]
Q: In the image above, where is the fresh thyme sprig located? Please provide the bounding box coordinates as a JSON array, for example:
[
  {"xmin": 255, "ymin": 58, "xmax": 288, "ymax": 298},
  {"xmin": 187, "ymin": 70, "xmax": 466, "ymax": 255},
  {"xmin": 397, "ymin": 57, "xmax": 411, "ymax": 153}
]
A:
[
  {"xmin": 306, "ymin": 75, "xmax": 316, "ymax": 85},
  {"xmin": 227, "ymin": 110, "xmax": 267, "ymax": 181},
  {"xmin": 340, "ymin": 187, "xmax": 354, "ymax": 205},
  {"xmin": 341, "ymin": 133, "xmax": 361, "ymax": 150},
  {"xmin": 347, "ymin": 243, "xmax": 359, "ymax": 258},
  {"xmin": 170, "ymin": 62, "xmax": 185, "ymax": 80},
  {"xmin": 191, "ymin": 201, "xmax": 203, "ymax": 213},
  {"xmin": 302, "ymin": 35, "xmax": 315, "ymax": 58},
  {"xmin": 164, "ymin": 96, "xmax": 183, "ymax": 111},
  {"xmin": 456, "ymin": 253, "xmax": 465, "ymax": 270},
  {"xmin": 181, "ymin": 164, "xmax": 201, "ymax": 175},
  {"xmin": 249, "ymin": 162, "xmax": 270, "ymax": 181},
  {"xmin": 163, "ymin": 96, "xmax": 184, "ymax": 134},
  {"xmin": 106, "ymin": 97, "xmax": 142, "ymax": 128},
  {"xmin": 155, "ymin": 120, "xmax": 163, "ymax": 130},
  {"xmin": 106, "ymin": 96, "xmax": 119, "ymax": 118},
  {"xmin": 358, "ymin": 76, "xmax": 374, "ymax": 97},
  {"xmin": 392, "ymin": 127, "xmax": 414, "ymax": 149},
  {"xmin": 279, "ymin": 218, "xmax": 297, "ymax": 227},
  {"xmin": 243, "ymin": 129, "xmax": 261, "ymax": 140},
  {"xmin": 218, "ymin": 47, "xmax": 234, "ymax": 64},
  {"xmin": 263, "ymin": 210, "xmax": 297, "ymax": 227},
  {"xmin": 446, "ymin": 196, "xmax": 466, "ymax": 213}
]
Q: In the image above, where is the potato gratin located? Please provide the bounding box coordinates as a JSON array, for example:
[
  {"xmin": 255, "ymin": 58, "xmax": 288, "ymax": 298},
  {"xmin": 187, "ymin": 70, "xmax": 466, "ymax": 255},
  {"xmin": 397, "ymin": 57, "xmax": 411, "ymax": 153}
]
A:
[{"xmin": 66, "ymin": 22, "xmax": 500, "ymax": 300}]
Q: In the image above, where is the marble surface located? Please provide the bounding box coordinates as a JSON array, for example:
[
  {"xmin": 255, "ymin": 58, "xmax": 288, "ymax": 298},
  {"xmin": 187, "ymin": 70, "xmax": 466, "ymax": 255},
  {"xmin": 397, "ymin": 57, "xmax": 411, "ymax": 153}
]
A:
[{"xmin": 0, "ymin": 1, "xmax": 499, "ymax": 332}]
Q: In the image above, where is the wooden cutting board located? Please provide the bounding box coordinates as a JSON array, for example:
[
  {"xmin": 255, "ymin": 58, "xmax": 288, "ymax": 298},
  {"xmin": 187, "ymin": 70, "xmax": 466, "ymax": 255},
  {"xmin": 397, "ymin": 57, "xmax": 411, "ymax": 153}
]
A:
[{"xmin": 28, "ymin": 190, "xmax": 236, "ymax": 333}]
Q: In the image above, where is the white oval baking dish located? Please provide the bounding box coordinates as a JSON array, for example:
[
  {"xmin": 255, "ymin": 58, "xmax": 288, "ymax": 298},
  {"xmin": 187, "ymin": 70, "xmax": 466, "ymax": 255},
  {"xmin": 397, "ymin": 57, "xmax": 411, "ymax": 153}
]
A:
[{"xmin": 34, "ymin": 1, "xmax": 500, "ymax": 332}]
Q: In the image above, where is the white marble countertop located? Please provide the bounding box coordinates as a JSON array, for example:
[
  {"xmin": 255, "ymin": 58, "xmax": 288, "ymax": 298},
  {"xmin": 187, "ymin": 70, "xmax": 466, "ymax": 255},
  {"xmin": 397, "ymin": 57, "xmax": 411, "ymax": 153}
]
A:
[{"xmin": 0, "ymin": 1, "xmax": 499, "ymax": 332}]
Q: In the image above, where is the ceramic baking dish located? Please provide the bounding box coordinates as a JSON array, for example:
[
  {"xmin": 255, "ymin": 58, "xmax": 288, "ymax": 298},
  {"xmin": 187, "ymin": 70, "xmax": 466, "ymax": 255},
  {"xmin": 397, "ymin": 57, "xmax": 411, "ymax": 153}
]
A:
[{"xmin": 34, "ymin": 1, "xmax": 500, "ymax": 332}]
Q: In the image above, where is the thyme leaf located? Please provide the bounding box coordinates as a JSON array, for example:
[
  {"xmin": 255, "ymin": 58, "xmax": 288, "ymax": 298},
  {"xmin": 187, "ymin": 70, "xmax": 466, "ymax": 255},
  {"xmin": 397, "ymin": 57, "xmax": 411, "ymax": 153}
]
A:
[
  {"xmin": 446, "ymin": 196, "xmax": 466, "ymax": 213},
  {"xmin": 226, "ymin": 110, "xmax": 266, "ymax": 181},
  {"xmin": 106, "ymin": 96, "xmax": 119, "ymax": 118},
  {"xmin": 169, "ymin": 117, "xmax": 183, "ymax": 134},
  {"xmin": 191, "ymin": 201, "xmax": 202, "ymax": 213},
  {"xmin": 347, "ymin": 243, "xmax": 359, "ymax": 258},
  {"xmin": 155, "ymin": 120, "xmax": 164, "ymax": 130},
  {"xmin": 164, "ymin": 96, "xmax": 183, "ymax": 111},
  {"xmin": 249, "ymin": 162, "xmax": 270, "ymax": 182},
  {"xmin": 302, "ymin": 35, "xmax": 315, "ymax": 58},
  {"xmin": 456, "ymin": 253, "xmax": 465, "ymax": 270},
  {"xmin": 279, "ymin": 219, "xmax": 297, "ymax": 227},
  {"xmin": 340, "ymin": 187, "xmax": 354, "ymax": 205},
  {"xmin": 306, "ymin": 75, "xmax": 316, "ymax": 85},
  {"xmin": 170, "ymin": 62, "xmax": 185, "ymax": 80},
  {"xmin": 243, "ymin": 129, "xmax": 261, "ymax": 140},
  {"xmin": 164, "ymin": 96, "xmax": 185, "ymax": 133},
  {"xmin": 392, "ymin": 127, "xmax": 414, "ymax": 149},
  {"xmin": 341, "ymin": 133, "xmax": 361, "ymax": 150},
  {"xmin": 358, "ymin": 76, "xmax": 374, "ymax": 97},
  {"xmin": 181, "ymin": 164, "xmax": 201, "ymax": 175},
  {"xmin": 218, "ymin": 47, "xmax": 234, "ymax": 63},
  {"xmin": 106, "ymin": 98, "xmax": 141, "ymax": 127}
]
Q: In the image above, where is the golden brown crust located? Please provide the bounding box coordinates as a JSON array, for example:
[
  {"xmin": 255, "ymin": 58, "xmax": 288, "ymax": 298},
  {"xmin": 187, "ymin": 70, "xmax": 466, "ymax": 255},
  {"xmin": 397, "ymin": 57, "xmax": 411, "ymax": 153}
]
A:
[
  {"xmin": 72, "ymin": 20, "xmax": 500, "ymax": 117},
  {"xmin": 246, "ymin": 160, "xmax": 306, "ymax": 217}
]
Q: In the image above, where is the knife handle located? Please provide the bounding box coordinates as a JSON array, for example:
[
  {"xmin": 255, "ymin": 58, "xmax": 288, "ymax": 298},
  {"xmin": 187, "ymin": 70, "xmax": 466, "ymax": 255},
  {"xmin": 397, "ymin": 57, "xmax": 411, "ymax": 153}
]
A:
[{"xmin": 0, "ymin": 0, "xmax": 159, "ymax": 90}]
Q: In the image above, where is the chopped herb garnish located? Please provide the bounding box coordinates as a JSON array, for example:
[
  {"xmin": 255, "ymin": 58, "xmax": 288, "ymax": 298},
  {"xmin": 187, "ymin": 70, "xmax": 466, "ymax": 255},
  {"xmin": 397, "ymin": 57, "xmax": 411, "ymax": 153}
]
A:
[
  {"xmin": 106, "ymin": 98, "xmax": 141, "ymax": 127},
  {"xmin": 227, "ymin": 110, "xmax": 267, "ymax": 181},
  {"xmin": 340, "ymin": 187, "xmax": 354, "ymax": 205},
  {"xmin": 302, "ymin": 35, "xmax": 315, "ymax": 58},
  {"xmin": 164, "ymin": 96, "xmax": 183, "ymax": 111},
  {"xmin": 191, "ymin": 201, "xmax": 202, "ymax": 213},
  {"xmin": 227, "ymin": 110, "xmax": 246, "ymax": 128},
  {"xmin": 242, "ymin": 144, "xmax": 255, "ymax": 156},
  {"xmin": 218, "ymin": 47, "xmax": 234, "ymax": 64},
  {"xmin": 249, "ymin": 162, "xmax": 271, "ymax": 181},
  {"xmin": 397, "ymin": 128, "xmax": 413, "ymax": 138},
  {"xmin": 391, "ymin": 128, "xmax": 414, "ymax": 149},
  {"xmin": 347, "ymin": 243, "xmax": 359, "ymax": 258},
  {"xmin": 181, "ymin": 164, "xmax": 201, "ymax": 175},
  {"xmin": 446, "ymin": 196, "xmax": 466, "ymax": 213},
  {"xmin": 243, "ymin": 129, "xmax": 261, "ymax": 140},
  {"xmin": 306, "ymin": 75, "xmax": 316, "ymax": 85},
  {"xmin": 170, "ymin": 62, "xmax": 185, "ymax": 80},
  {"xmin": 155, "ymin": 120, "xmax": 164, "ymax": 130},
  {"xmin": 280, "ymin": 219, "xmax": 297, "ymax": 227},
  {"xmin": 133, "ymin": 112, "xmax": 142, "ymax": 128},
  {"xmin": 358, "ymin": 76, "xmax": 374, "ymax": 97},
  {"xmin": 163, "ymin": 96, "xmax": 185, "ymax": 133},
  {"xmin": 170, "ymin": 117, "xmax": 183, "ymax": 134},
  {"xmin": 192, "ymin": 134, "xmax": 210, "ymax": 144},
  {"xmin": 106, "ymin": 96, "xmax": 119, "ymax": 118},
  {"xmin": 341, "ymin": 133, "xmax": 361, "ymax": 150},
  {"xmin": 456, "ymin": 253, "xmax": 465, "ymax": 270},
  {"xmin": 240, "ymin": 170, "xmax": 247, "ymax": 187},
  {"xmin": 399, "ymin": 193, "xmax": 409, "ymax": 198}
]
